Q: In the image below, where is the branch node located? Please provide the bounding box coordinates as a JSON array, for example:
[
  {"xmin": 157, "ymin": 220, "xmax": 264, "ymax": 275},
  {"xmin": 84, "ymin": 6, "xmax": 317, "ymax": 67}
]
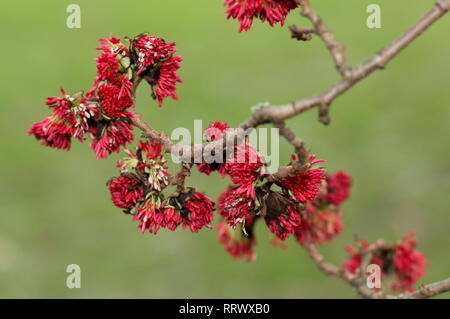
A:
[
  {"xmin": 289, "ymin": 25, "xmax": 313, "ymax": 41},
  {"xmin": 437, "ymin": 0, "xmax": 450, "ymax": 11},
  {"xmin": 318, "ymin": 102, "xmax": 331, "ymax": 125}
]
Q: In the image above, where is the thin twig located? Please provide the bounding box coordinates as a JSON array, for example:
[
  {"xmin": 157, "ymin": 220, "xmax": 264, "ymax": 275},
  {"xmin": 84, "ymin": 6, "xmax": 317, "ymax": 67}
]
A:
[{"xmin": 298, "ymin": 0, "xmax": 349, "ymax": 77}]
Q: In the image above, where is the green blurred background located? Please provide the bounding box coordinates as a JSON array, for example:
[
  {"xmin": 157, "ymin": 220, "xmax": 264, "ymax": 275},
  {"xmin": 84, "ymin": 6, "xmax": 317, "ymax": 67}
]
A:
[{"xmin": 0, "ymin": 0, "xmax": 449, "ymax": 298}]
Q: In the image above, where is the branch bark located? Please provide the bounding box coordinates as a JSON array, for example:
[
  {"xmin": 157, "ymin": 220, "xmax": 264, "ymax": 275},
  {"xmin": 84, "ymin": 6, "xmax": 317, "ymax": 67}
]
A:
[{"xmin": 404, "ymin": 277, "xmax": 450, "ymax": 299}]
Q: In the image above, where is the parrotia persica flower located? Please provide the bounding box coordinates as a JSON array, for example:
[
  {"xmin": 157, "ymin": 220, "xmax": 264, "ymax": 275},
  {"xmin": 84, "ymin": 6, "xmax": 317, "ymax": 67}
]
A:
[
  {"xmin": 133, "ymin": 197, "xmax": 182, "ymax": 234},
  {"xmin": 342, "ymin": 240, "xmax": 384, "ymax": 276},
  {"xmin": 89, "ymin": 34, "xmax": 133, "ymax": 100},
  {"xmin": 295, "ymin": 203, "xmax": 344, "ymax": 245},
  {"xmin": 116, "ymin": 140, "xmax": 170, "ymax": 196},
  {"xmin": 197, "ymin": 120, "xmax": 230, "ymax": 177},
  {"xmin": 215, "ymin": 165, "xmax": 352, "ymax": 260},
  {"xmin": 217, "ymin": 217, "xmax": 257, "ymax": 262},
  {"xmin": 182, "ymin": 191, "xmax": 215, "ymax": 232},
  {"xmin": 108, "ymin": 176, "xmax": 145, "ymax": 209},
  {"xmin": 112, "ymin": 143, "xmax": 215, "ymax": 235},
  {"xmin": 29, "ymin": 33, "xmax": 183, "ymax": 159},
  {"xmin": 342, "ymin": 232, "xmax": 426, "ymax": 292},
  {"xmin": 28, "ymin": 89, "xmax": 96, "ymax": 151},
  {"xmin": 278, "ymin": 154, "xmax": 326, "ymax": 203},
  {"xmin": 265, "ymin": 199, "xmax": 301, "ymax": 241},
  {"xmin": 224, "ymin": 0, "xmax": 299, "ymax": 32},
  {"xmin": 392, "ymin": 232, "xmax": 427, "ymax": 292},
  {"xmin": 324, "ymin": 170, "xmax": 352, "ymax": 206},
  {"xmin": 224, "ymin": 143, "xmax": 266, "ymax": 199},
  {"xmin": 295, "ymin": 170, "xmax": 352, "ymax": 245},
  {"xmin": 133, "ymin": 33, "xmax": 182, "ymax": 106},
  {"xmin": 218, "ymin": 187, "xmax": 254, "ymax": 227}
]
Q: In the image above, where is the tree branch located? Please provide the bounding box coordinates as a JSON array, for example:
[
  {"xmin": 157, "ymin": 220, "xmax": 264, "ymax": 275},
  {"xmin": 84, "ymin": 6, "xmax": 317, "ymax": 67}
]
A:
[
  {"xmin": 126, "ymin": 0, "xmax": 450, "ymax": 299},
  {"xmin": 403, "ymin": 278, "xmax": 450, "ymax": 299},
  {"xmin": 242, "ymin": 0, "xmax": 450, "ymax": 128}
]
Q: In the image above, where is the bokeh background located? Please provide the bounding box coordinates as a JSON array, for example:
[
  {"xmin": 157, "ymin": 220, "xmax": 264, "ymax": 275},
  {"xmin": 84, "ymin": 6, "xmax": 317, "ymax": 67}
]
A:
[{"xmin": 0, "ymin": 0, "xmax": 449, "ymax": 298}]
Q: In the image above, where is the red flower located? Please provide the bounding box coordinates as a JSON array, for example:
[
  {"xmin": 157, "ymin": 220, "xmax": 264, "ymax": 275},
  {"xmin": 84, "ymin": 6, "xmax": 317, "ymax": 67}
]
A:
[
  {"xmin": 224, "ymin": 0, "xmax": 298, "ymax": 32},
  {"xmin": 205, "ymin": 120, "xmax": 230, "ymax": 141},
  {"xmin": 279, "ymin": 154, "xmax": 325, "ymax": 203},
  {"xmin": 342, "ymin": 241, "xmax": 384, "ymax": 275},
  {"xmin": 392, "ymin": 232, "xmax": 426, "ymax": 292},
  {"xmin": 224, "ymin": 143, "xmax": 265, "ymax": 198},
  {"xmin": 133, "ymin": 200, "xmax": 181, "ymax": 234},
  {"xmin": 108, "ymin": 176, "xmax": 144, "ymax": 209},
  {"xmin": 137, "ymin": 139, "xmax": 163, "ymax": 160},
  {"xmin": 133, "ymin": 34, "xmax": 182, "ymax": 106},
  {"xmin": 28, "ymin": 89, "xmax": 92, "ymax": 150},
  {"xmin": 153, "ymin": 55, "xmax": 183, "ymax": 106},
  {"xmin": 217, "ymin": 221, "xmax": 256, "ymax": 262},
  {"xmin": 197, "ymin": 120, "xmax": 230, "ymax": 177},
  {"xmin": 324, "ymin": 170, "xmax": 352, "ymax": 206},
  {"xmin": 133, "ymin": 200, "xmax": 165, "ymax": 234},
  {"xmin": 92, "ymin": 34, "xmax": 133, "ymax": 98},
  {"xmin": 163, "ymin": 206, "xmax": 182, "ymax": 231},
  {"xmin": 90, "ymin": 115, "xmax": 134, "ymax": 160},
  {"xmin": 296, "ymin": 203, "xmax": 344, "ymax": 245},
  {"xmin": 97, "ymin": 83, "xmax": 134, "ymax": 118},
  {"xmin": 218, "ymin": 187, "xmax": 254, "ymax": 226},
  {"xmin": 342, "ymin": 233, "xmax": 426, "ymax": 292},
  {"xmin": 117, "ymin": 140, "xmax": 169, "ymax": 191},
  {"xmin": 28, "ymin": 116, "xmax": 74, "ymax": 150},
  {"xmin": 182, "ymin": 192, "xmax": 215, "ymax": 232},
  {"xmin": 266, "ymin": 205, "xmax": 301, "ymax": 240}
]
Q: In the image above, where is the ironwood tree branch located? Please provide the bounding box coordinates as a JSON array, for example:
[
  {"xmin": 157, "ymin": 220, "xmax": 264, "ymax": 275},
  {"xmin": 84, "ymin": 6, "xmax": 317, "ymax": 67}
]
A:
[
  {"xmin": 304, "ymin": 241, "xmax": 450, "ymax": 299},
  {"xmin": 127, "ymin": 0, "xmax": 450, "ymax": 298},
  {"xmin": 405, "ymin": 277, "xmax": 450, "ymax": 299}
]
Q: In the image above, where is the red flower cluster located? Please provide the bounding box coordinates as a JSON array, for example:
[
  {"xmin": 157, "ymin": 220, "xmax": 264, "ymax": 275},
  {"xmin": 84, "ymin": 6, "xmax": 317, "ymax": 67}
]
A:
[
  {"xmin": 197, "ymin": 120, "xmax": 230, "ymax": 177},
  {"xmin": 224, "ymin": 143, "xmax": 266, "ymax": 199},
  {"xmin": 28, "ymin": 35, "xmax": 136, "ymax": 159},
  {"xmin": 96, "ymin": 83, "xmax": 133, "ymax": 118},
  {"xmin": 111, "ymin": 143, "xmax": 215, "ymax": 235},
  {"xmin": 224, "ymin": 0, "xmax": 298, "ymax": 32},
  {"xmin": 28, "ymin": 89, "xmax": 95, "ymax": 151},
  {"xmin": 342, "ymin": 232, "xmax": 426, "ymax": 292},
  {"xmin": 90, "ymin": 117, "xmax": 135, "ymax": 160},
  {"xmin": 133, "ymin": 199, "xmax": 181, "ymax": 234},
  {"xmin": 392, "ymin": 232, "xmax": 427, "ymax": 292},
  {"xmin": 217, "ymin": 219, "xmax": 256, "ymax": 262},
  {"xmin": 117, "ymin": 140, "xmax": 170, "ymax": 194},
  {"xmin": 205, "ymin": 120, "xmax": 230, "ymax": 142},
  {"xmin": 29, "ymin": 33, "xmax": 183, "ymax": 160},
  {"xmin": 133, "ymin": 34, "xmax": 182, "ymax": 106},
  {"xmin": 342, "ymin": 240, "xmax": 384, "ymax": 276},
  {"xmin": 92, "ymin": 34, "xmax": 132, "ymax": 90},
  {"xmin": 295, "ymin": 170, "xmax": 352, "ymax": 244},
  {"xmin": 266, "ymin": 205, "xmax": 301, "ymax": 240},
  {"xmin": 108, "ymin": 176, "xmax": 144, "ymax": 209},
  {"xmin": 296, "ymin": 203, "xmax": 344, "ymax": 244},
  {"xmin": 87, "ymin": 35, "xmax": 135, "ymax": 159},
  {"xmin": 324, "ymin": 170, "xmax": 352, "ymax": 206},
  {"xmin": 279, "ymin": 154, "xmax": 325, "ymax": 203},
  {"xmin": 182, "ymin": 192, "xmax": 215, "ymax": 232},
  {"xmin": 218, "ymin": 187, "xmax": 254, "ymax": 227},
  {"xmin": 211, "ymin": 145, "xmax": 332, "ymax": 259}
]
